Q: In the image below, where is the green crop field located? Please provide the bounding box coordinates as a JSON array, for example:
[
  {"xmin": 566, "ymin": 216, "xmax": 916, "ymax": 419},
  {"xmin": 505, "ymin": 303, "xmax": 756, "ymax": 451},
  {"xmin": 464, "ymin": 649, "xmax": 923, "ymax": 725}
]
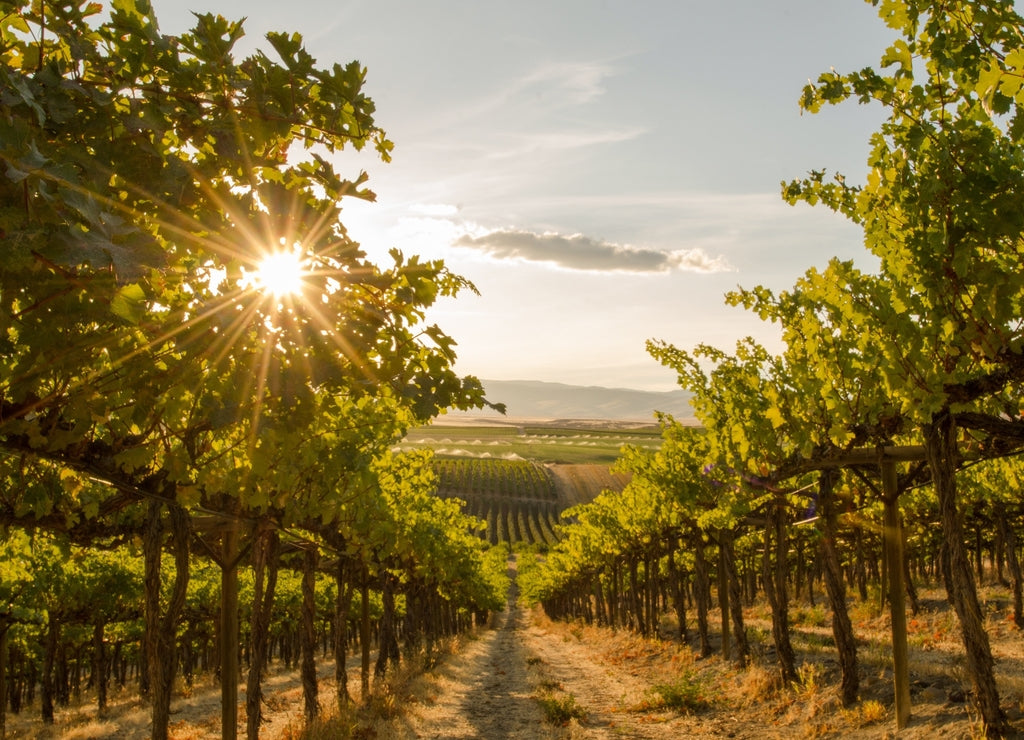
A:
[
  {"xmin": 397, "ymin": 422, "xmax": 662, "ymax": 465},
  {"xmin": 398, "ymin": 422, "xmax": 655, "ymax": 548},
  {"xmin": 431, "ymin": 457, "xmax": 564, "ymax": 547}
]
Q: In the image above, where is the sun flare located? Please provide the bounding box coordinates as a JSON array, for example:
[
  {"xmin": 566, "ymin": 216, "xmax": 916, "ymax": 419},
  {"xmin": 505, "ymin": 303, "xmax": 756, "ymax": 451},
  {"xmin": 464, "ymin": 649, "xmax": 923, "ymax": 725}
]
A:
[{"xmin": 254, "ymin": 250, "xmax": 306, "ymax": 297}]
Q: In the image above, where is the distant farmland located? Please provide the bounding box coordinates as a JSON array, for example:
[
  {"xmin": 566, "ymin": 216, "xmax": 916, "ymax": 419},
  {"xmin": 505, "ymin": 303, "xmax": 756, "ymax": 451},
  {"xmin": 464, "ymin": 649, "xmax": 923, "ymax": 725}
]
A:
[
  {"xmin": 397, "ymin": 422, "xmax": 653, "ymax": 547},
  {"xmin": 397, "ymin": 421, "xmax": 662, "ymax": 465}
]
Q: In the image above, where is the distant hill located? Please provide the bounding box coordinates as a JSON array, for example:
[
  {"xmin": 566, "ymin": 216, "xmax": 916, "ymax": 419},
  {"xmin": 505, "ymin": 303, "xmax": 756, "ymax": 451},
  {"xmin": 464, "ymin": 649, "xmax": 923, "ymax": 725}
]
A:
[{"xmin": 442, "ymin": 379, "xmax": 694, "ymax": 422}]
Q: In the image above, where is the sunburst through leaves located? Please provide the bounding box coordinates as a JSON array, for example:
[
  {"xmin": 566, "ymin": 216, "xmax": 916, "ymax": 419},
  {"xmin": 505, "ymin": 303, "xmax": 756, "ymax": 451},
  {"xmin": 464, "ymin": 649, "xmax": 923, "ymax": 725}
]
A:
[{"xmin": 252, "ymin": 249, "xmax": 307, "ymax": 297}]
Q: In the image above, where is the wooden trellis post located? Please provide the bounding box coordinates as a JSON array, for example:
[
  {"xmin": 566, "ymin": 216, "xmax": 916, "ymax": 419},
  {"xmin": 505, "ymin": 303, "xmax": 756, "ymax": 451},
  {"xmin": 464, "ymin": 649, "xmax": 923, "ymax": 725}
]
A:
[{"xmin": 881, "ymin": 459, "xmax": 911, "ymax": 729}]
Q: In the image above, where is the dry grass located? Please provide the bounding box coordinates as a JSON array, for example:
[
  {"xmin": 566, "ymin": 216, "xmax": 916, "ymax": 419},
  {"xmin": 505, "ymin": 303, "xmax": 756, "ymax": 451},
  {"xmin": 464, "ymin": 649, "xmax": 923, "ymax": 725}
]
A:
[
  {"xmin": 290, "ymin": 635, "xmax": 473, "ymax": 740},
  {"xmin": 527, "ymin": 582, "xmax": 1024, "ymax": 738},
  {"xmin": 731, "ymin": 662, "xmax": 782, "ymax": 708},
  {"xmin": 3, "ymin": 635, "xmax": 473, "ymax": 740},
  {"xmin": 534, "ymin": 680, "xmax": 587, "ymax": 726},
  {"xmin": 57, "ymin": 719, "xmax": 124, "ymax": 740}
]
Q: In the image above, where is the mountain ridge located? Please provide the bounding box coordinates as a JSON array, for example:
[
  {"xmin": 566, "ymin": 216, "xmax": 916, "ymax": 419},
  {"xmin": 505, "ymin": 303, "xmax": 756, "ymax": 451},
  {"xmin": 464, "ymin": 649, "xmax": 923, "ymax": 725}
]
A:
[{"xmin": 443, "ymin": 378, "xmax": 694, "ymax": 422}]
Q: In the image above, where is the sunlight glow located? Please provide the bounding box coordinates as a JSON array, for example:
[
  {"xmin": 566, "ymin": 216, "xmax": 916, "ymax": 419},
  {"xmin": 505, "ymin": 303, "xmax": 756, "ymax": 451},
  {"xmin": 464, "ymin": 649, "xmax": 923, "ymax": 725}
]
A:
[{"xmin": 254, "ymin": 250, "xmax": 306, "ymax": 297}]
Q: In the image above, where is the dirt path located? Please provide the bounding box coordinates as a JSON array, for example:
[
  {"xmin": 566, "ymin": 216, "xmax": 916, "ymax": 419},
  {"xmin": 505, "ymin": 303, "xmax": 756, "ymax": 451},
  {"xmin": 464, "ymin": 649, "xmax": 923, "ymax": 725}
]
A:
[
  {"xmin": 397, "ymin": 560, "xmax": 701, "ymax": 740},
  {"xmin": 518, "ymin": 619, "xmax": 716, "ymax": 739},
  {"xmin": 398, "ymin": 564, "xmax": 549, "ymax": 739}
]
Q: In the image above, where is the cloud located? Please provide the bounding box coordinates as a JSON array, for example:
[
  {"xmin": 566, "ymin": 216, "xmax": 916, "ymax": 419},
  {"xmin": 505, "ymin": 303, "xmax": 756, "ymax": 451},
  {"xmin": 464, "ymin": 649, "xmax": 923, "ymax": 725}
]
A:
[
  {"xmin": 521, "ymin": 61, "xmax": 615, "ymax": 106},
  {"xmin": 457, "ymin": 60, "xmax": 618, "ymax": 120},
  {"xmin": 481, "ymin": 127, "xmax": 646, "ymax": 161},
  {"xmin": 453, "ymin": 228, "xmax": 733, "ymax": 274},
  {"xmin": 409, "ymin": 58, "xmax": 642, "ymax": 162}
]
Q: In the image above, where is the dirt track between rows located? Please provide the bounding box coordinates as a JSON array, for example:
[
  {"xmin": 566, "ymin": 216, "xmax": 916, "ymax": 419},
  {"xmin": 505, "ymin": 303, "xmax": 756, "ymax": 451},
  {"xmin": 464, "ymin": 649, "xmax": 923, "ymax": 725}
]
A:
[{"xmin": 396, "ymin": 559, "xmax": 694, "ymax": 740}]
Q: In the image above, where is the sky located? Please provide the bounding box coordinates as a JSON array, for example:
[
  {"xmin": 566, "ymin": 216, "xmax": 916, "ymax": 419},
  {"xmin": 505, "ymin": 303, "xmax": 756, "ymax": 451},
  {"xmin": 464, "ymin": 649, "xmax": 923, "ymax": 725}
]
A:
[{"xmin": 153, "ymin": 0, "xmax": 896, "ymax": 392}]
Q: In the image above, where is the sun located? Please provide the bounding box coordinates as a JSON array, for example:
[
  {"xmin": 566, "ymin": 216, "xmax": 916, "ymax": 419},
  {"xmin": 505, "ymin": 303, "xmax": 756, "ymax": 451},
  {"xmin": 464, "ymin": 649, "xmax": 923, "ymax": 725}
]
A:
[{"xmin": 254, "ymin": 250, "xmax": 306, "ymax": 297}]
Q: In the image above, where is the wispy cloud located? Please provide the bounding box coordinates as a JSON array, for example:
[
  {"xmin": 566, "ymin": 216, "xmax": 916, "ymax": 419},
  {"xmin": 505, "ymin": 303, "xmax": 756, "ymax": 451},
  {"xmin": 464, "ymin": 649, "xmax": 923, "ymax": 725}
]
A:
[
  {"xmin": 456, "ymin": 60, "xmax": 619, "ymax": 120},
  {"xmin": 481, "ymin": 127, "xmax": 646, "ymax": 161},
  {"xmin": 520, "ymin": 60, "xmax": 615, "ymax": 106},
  {"xmin": 453, "ymin": 228, "xmax": 733, "ymax": 274},
  {"xmin": 408, "ymin": 58, "xmax": 643, "ymax": 162}
]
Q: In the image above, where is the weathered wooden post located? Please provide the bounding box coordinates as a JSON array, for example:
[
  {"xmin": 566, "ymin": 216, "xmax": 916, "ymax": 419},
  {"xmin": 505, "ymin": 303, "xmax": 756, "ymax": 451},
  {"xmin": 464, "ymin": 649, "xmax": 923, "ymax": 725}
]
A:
[
  {"xmin": 221, "ymin": 522, "xmax": 239, "ymax": 740},
  {"xmin": 881, "ymin": 459, "xmax": 910, "ymax": 729}
]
